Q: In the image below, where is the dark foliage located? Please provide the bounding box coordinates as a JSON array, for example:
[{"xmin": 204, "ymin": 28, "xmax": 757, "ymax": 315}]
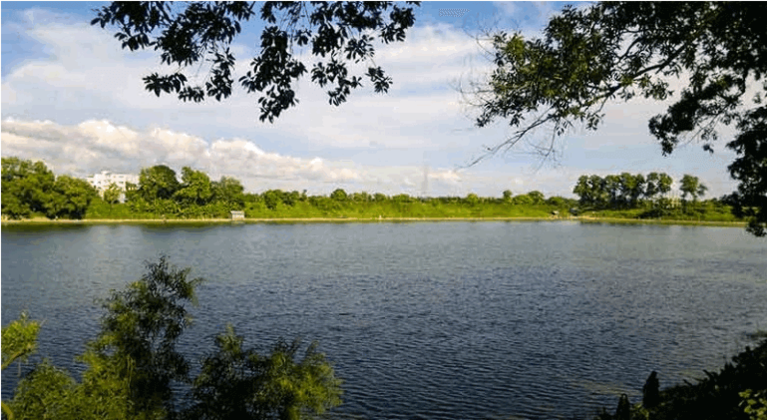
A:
[
  {"xmin": 469, "ymin": 2, "xmax": 767, "ymax": 236},
  {"xmin": 1, "ymin": 157, "xmax": 98, "ymax": 220},
  {"xmin": 91, "ymin": 256, "xmax": 203, "ymax": 416},
  {"xmin": 598, "ymin": 338, "xmax": 767, "ymax": 420},
  {"xmin": 91, "ymin": 1, "xmax": 420, "ymax": 122},
  {"xmin": 184, "ymin": 328, "xmax": 341, "ymax": 420}
]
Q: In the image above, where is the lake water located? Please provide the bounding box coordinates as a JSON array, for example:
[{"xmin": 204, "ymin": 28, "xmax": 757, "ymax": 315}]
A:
[{"xmin": 2, "ymin": 221, "xmax": 766, "ymax": 419}]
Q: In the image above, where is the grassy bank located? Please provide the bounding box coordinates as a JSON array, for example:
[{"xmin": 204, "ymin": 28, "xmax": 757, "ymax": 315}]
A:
[
  {"xmin": 1, "ymin": 215, "xmax": 748, "ymax": 228},
  {"xmin": 1, "ymin": 215, "xmax": 563, "ymax": 225},
  {"xmin": 577, "ymin": 216, "xmax": 748, "ymax": 228}
]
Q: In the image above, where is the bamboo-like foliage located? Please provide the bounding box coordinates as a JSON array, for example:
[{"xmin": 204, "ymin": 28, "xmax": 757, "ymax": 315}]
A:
[{"xmin": 2, "ymin": 257, "xmax": 342, "ymax": 420}]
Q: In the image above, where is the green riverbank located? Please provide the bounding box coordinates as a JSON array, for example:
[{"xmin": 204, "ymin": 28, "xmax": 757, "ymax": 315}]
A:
[{"xmin": 1, "ymin": 216, "xmax": 748, "ymax": 228}]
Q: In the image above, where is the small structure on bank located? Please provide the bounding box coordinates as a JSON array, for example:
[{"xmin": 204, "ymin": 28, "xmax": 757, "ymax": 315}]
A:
[{"xmin": 230, "ymin": 210, "xmax": 245, "ymax": 220}]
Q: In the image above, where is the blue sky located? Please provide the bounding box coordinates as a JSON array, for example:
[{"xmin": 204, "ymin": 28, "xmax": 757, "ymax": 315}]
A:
[{"xmin": 1, "ymin": 1, "xmax": 738, "ymax": 198}]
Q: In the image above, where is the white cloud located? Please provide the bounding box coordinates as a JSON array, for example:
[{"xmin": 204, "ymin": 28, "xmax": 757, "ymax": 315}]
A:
[
  {"xmin": 1, "ymin": 118, "xmax": 492, "ymax": 196},
  {"xmin": 0, "ymin": 115, "xmax": 739, "ymax": 199}
]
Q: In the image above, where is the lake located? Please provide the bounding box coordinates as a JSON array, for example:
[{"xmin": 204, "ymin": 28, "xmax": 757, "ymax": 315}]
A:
[{"xmin": 2, "ymin": 221, "xmax": 766, "ymax": 419}]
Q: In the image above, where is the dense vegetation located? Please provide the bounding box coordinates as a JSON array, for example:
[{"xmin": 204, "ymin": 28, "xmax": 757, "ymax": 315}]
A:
[
  {"xmin": 1, "ymin": 157, "xmax": 99, "ymax": 220},
  {"xmin": 596, "ymin": 336, "xmax": 767, "ymax": 420},
  {"xmin": 571, "ymin": 172, "xmax": 739, "ymax": 222},
  {"xmin": 0, "ymin": 157, "xmax": 744, "ymax": 224},
  {"xmin": 1, "ymin": 257, "xmax": 342, "ymax": 420}
]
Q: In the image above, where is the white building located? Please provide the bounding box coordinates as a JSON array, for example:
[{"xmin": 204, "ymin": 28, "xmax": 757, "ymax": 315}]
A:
[{"xmin": 86, "ymin": 171, "xmax": 139, "ymax": 202}]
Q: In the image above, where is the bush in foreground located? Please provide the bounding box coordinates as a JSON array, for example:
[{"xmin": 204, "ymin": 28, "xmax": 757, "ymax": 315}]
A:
[
  {"xmin": 1, "ymin": 257, "xmax": 342, "ymax": 420},
  {"xmin": 597, "ymin": 337, "xmax": 767, "ymax": 420}
]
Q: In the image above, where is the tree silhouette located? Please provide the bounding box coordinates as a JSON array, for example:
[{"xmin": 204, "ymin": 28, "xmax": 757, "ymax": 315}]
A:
[
  {"xmin": 91, "ymin": 2, "xmax": 420, "ymax": 123},
  {"xmin": 466, "ymin": 2, "xmax": 766, "ymax": 235}
]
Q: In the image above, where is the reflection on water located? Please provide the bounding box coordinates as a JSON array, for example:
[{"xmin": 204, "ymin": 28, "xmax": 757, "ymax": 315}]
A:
[{"xmin": 2, "ymin": 222, "xmax": 766, "ymax": 419}]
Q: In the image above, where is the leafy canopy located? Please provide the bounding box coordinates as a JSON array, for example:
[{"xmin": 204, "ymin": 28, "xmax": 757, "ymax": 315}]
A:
[
  {"xmin": 88, "ymin": 256, "xmax": 204, "ymax": 416},
  {"xmin": 1, "ymin": 312, "xmax": 41, "ymax": 372},
  {"xmin": 186, "ymin": 325, "xmax": 342, "ymax": 420},
  {"xmin": 174, "ymin": 167, "xmax": 213, "ymax": 206},
  {"xmin": 139, "ymin": 165, "xmax": 181, "ymax": 202},
  {"xmin": 91, "ymin": 1, "xmax": 420, "ymax": 123},
  {"xmin": 1, "ymin": 157, "xmax": 56, "ymax": 219},
  {"xmin": 573, "ymin": 172, "xmax": 677, "ymax": 209},
  {"xmin": 103, "ymin": 182, "xmax": 123, "ymax": 207},
  {"xmin": 1, "ymin": 157, "xmax": 98, "ymax": 220},
  {"xmin": 48, "ymin": 175, "xmax": 99, "ymax": 219},
  {"xmin": 469, "ymin": 2, "xmax": 766, "ymax": 236},
  {"xmin": 2, "ymin": 312, "xmax": 43, "ymax": 419},
  {"xmin": 680, "ymin": 174, "xmax": 708, "ymax": 202}
]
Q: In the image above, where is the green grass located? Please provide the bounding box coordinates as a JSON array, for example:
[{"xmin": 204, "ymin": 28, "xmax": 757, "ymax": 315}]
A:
[
  {"xmin": 578, "ymin": 217, "xmax": 746, "ymax": 228},
  {"xmin": 4, "ymin": 196, "xmax": 750, "ymax": 230}
]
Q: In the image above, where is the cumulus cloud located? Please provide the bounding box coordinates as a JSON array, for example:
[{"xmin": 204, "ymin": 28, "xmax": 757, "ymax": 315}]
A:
[
  {"xmin": 1, "ymin": 116, "xmax": 739, "ymax": 198},
  {"xmin": 0, "ymin": 118, "xmax": 490, "ymax": 196}
]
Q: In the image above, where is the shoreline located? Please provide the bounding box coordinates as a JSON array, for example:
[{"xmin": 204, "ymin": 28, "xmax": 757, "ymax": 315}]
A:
[
  {"xmin": 574, "ymin": 216, "xmax": 746, "ymax": 228},
  {"xmin": 1, "ymin": 216, "xmax": 747, "ymax": 228}
]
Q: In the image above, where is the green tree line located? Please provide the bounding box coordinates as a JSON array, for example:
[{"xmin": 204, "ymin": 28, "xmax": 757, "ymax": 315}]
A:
[
  {"xmin": 1, "ymin": 157, "xmax": 99, "ymax": 220},
  {"xmin": 573, "ymin": 173, "xmax": 674, "ymax": 210},
  {"xmin": 2, "ymin": 157, "xmax": 744, "ymax": 223},
  {"xmin": 2, "ymin": 157, "xmax": 576, "ymax": 220},
  {"xmin": 571, "ymin": 172, "xmax": 740, "ymax": 222}
]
